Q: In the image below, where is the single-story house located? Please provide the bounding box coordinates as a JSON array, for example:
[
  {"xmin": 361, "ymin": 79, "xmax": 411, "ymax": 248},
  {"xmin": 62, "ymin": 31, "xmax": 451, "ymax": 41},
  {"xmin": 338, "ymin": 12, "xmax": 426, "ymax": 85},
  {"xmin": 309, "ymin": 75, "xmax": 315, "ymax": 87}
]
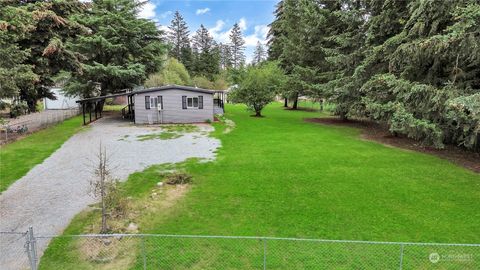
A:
[{"xmin": 76, "ymin": 85, "xmax": 225, "ymax": 125}]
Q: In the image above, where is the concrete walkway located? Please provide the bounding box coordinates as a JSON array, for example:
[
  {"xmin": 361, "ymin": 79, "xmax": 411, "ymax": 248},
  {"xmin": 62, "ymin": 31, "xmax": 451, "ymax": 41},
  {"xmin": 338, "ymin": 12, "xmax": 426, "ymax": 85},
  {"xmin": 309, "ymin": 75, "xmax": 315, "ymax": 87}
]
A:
[{"xmin": 0, "ymin": 117, "xmax": 220, "ymax": 269}]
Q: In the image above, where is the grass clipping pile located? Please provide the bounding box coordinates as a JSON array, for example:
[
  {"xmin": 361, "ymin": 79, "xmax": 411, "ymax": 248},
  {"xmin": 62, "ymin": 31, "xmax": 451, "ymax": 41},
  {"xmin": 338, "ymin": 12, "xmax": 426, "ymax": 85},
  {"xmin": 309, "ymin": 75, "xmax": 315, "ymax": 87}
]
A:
[{"xmin": 78, "ymin": 162, "xmax": 193, "ymax": 269}]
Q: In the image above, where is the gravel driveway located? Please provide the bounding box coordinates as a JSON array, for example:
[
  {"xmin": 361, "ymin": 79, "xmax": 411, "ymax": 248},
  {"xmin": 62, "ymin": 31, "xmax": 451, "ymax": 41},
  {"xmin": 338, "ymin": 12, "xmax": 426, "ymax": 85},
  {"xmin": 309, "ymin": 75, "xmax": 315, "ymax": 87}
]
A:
[{"xmin": 0, "ymin": 117, "xmax": 220, "ymax": 269}]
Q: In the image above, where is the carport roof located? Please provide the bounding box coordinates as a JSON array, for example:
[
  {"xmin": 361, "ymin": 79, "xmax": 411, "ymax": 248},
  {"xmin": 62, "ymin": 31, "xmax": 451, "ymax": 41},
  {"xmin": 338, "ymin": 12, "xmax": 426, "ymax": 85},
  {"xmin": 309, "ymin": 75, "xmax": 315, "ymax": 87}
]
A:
[{"xmin": 76, "ymin": 85, "xmax": 224, "ymax": 103}]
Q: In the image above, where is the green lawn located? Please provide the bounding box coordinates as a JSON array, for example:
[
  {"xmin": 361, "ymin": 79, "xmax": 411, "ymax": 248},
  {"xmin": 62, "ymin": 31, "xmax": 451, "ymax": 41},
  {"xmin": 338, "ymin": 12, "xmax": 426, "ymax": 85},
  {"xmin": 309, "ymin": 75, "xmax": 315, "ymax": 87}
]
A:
[
  {"xmin": 0, "ymin": 116, "xmax": 85, "ymax": 192},
  {"xmin": 40, "ymin": 104, "xmax": 479, "ymax": 269}
]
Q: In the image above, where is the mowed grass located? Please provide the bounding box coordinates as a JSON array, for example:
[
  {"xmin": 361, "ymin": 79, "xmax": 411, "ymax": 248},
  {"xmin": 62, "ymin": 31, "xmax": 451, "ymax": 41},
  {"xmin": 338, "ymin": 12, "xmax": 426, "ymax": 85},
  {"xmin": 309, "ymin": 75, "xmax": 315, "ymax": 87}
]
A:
[
  {"xmin": 40, "ymin": 104, "xmax": 480, "ymax": 269},
  {"xmin": 0, "ymin": 116, "xmax": 85, "ymax": 192},
  {"xmin": 151, "ymin": 104, "xmax": 479, "ymax": 242}
]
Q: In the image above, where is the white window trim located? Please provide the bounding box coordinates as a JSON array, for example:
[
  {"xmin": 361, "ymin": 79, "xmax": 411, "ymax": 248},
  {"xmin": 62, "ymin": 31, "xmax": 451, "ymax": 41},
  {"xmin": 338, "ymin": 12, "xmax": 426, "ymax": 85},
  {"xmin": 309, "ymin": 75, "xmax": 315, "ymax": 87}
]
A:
[
  {"xmin": 150, "ymin": 97, "xmax": 157, "ymax": 108},
  {"xmin": 187, "ymin": 97, "xmax": 199, "ymax": 108}
]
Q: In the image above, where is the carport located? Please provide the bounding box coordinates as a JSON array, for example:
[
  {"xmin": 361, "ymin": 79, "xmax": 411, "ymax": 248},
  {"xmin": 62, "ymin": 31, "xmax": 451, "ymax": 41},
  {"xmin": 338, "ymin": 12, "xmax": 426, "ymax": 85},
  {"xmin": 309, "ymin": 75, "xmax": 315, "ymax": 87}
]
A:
[{"xmin": 76, "ymin": 92, "xmax": 135, "ymax": 125}]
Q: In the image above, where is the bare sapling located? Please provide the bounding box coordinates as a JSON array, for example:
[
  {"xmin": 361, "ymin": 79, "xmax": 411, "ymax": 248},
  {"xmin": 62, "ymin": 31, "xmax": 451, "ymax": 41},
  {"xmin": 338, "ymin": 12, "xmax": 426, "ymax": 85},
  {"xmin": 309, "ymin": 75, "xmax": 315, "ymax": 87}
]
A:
[{"xmin": 90, "ymin": 144, "xmax": 123, "ymax": 233}]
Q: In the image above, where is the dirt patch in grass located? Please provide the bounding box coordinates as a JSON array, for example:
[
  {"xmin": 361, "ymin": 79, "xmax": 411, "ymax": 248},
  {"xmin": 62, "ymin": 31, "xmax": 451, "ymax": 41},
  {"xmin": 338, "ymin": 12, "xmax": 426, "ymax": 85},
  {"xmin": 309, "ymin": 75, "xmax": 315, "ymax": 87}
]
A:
[
  {"xmin": 77, "ymin": 236, "xmax": 138, "ymax": 270},
  {"xmin": 305, "ymin": 117, "xmax": 480, "ymax": 173}
]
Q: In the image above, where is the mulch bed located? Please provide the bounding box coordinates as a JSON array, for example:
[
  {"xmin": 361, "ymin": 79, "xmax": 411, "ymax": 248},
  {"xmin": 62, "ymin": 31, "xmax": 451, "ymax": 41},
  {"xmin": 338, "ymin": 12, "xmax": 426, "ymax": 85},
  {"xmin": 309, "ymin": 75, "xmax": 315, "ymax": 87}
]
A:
[{"xmin": 305, "ymin": 117, "xmax": 480, "ymax": 173}]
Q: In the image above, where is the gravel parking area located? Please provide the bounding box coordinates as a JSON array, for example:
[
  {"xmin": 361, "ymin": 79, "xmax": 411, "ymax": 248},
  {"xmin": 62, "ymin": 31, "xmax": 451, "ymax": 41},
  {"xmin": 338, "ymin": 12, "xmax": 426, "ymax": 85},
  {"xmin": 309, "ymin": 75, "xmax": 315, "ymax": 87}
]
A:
[{"xmin": 0, "ymin": 117, "xmax": 220, "ymax": 269}]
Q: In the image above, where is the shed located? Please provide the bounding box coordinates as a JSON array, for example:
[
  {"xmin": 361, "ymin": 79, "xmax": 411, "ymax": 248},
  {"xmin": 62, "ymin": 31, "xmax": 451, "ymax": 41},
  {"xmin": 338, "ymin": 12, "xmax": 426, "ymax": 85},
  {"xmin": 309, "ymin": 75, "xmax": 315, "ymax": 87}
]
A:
[{"xmin": 44, "ymin": 88, "xmax": 78, "ymax": 109}]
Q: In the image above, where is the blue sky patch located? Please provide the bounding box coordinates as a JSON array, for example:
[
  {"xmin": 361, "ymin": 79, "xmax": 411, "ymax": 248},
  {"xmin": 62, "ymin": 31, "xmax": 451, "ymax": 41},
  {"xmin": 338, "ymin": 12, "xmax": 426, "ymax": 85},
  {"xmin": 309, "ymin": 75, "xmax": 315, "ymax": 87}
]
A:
[{"xmin": 138, "ymin": 0, "xmax": 277, "ymax": 62}]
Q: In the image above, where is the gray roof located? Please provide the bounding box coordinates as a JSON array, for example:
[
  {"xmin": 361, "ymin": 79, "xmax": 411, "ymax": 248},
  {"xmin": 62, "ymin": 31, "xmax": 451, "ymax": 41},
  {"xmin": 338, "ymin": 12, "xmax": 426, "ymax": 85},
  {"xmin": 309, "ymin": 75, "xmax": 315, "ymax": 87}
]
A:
[
  {"xmin": 134, "ymin": 85, "xmax": 217, "ymax": 95},
  {"xmin": 77, "ymin": 85, "xmax": 222, "ymax": 103}
]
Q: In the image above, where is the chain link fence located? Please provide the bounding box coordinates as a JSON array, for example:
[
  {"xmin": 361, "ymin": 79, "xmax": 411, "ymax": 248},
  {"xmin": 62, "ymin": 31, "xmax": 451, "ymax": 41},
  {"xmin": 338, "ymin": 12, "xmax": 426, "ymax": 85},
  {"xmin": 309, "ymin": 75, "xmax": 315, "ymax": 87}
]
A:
[
  {"xmin": 0, "ymin": 108, "xmax": 79, "ymax": 144},
  {"xmin": 1, "ymin": 229, "xmax": 479, "ymax": 270}
]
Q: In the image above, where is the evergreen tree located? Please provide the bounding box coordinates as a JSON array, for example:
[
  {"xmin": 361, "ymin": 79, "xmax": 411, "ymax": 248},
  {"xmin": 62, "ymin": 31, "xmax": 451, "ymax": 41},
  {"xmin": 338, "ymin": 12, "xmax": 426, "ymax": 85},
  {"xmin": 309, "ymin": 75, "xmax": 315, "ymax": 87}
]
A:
[
  {"xmin": 65, "ymin": 0, "xmax": 166, "ymax": 99},
  {"xmin": 252, "ymin": 41, "xmax": 267, "ymax": 65},
  {"xmin": 192, "ymin": 24, "xmax": 220, "ymax": 78},
  {"xmin": 219, "ymin": 43, "xmax": 233, "ymax": 70},
  {"xmin": 268, "ymin": 0, "xmax": 479, "ymax": 150},
  {"xmin": 267, "ymin": 0, "xmax": 285, "ymax": 61},
  {"xmin": 1, "ymin": 0, "xmax": 86, "ymax": 111},
  {"xmin": 229, "ymin": 22, "xmax": 246, "ymax": 68},
  {"xmin": 167, "ymin": 11, "xmax": 193, "ymax": 71},
  {"xmin": 0, "ymin": 4, "xmax": 38, "ymax": 99},
  {"xmin": 274, "ymin": 0, "xmax": 328, "ymax": 109}
]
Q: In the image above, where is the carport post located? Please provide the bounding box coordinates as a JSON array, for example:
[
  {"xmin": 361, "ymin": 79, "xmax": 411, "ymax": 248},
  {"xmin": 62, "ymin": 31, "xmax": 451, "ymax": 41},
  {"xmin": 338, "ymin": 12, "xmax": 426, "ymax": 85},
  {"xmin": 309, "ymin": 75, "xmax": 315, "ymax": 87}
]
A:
[{"xmin": 82, "ymin": 103, "xmax": 86, "ymax": 125}]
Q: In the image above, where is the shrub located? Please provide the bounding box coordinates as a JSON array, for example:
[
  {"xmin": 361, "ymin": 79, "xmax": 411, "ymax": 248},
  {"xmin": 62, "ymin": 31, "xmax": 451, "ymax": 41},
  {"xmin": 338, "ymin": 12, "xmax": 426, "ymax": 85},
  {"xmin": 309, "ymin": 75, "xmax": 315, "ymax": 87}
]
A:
[
  {"xmin": 145, "ymin": 58, "xmax": 191, "ymax": 87},
  {"xmin": 10, "ymin": 101, "xmax": 28, "ymax": 118},
  {"xmin": 0, "ymin": 100, "xmax": 9, "ymax": 111}
]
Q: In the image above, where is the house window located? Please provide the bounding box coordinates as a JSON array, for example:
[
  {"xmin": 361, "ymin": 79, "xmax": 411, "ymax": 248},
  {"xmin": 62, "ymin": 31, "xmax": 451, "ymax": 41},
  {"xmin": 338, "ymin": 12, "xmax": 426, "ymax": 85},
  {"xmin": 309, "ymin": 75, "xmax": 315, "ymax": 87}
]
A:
[
  {"xmin": 145, "ymin": 96, "xmax": 150, "ymax": 109},
  {"xmin": 187, "ymin": 97, "xmax": 199, "ymax": 108},
  {"xmin": 150, "ymin": 97, "xmax": 158, "ymax": 108}
]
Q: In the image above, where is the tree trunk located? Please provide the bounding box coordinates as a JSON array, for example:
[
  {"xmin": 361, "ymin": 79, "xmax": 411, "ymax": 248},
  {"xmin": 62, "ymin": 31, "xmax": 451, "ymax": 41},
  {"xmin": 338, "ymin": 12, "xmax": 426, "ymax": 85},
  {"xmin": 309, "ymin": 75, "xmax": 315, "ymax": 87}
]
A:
[
  {"xmin": 284, "ymin": 98, "xmax": 288, "ymax": 107},
  {"xmin": 339, "ymin": 111, "xmax": 348, "ymax": 121},
  {"xmin": 320, "ymin": 99, "xmax": 324, "ymax": 112},
  {"xmin": 292, "ymin": 93, "xmax": 298, "ymax": 110},
  {"xmin": 255, "ymin": 110, "xmax": 262, "ymax": 117},
  {"xmin": 26, "ymin": 99, "xmax": 36, "ymax": 113}
]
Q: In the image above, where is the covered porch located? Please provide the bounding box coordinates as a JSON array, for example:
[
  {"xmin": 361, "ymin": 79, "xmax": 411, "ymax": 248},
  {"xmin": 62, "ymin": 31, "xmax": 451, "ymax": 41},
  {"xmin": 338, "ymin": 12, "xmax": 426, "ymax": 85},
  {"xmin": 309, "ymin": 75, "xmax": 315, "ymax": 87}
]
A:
[{"xmin": 213, "ymin": 90, "xmax": 227, "ymax": 115}]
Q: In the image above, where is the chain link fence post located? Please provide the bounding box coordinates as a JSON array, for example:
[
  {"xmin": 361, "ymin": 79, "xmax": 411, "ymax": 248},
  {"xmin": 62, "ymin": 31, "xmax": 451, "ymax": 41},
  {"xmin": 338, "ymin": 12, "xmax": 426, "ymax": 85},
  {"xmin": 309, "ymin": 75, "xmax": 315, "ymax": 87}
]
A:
[
  {"xmin": 141, "ymin": 235, "xmax": 147, "ymax": 270},
  {"xmin": 398, "ymin": 243, "xmax": 404, "ymax": 270},
  {"xmin": 263, "ymin": 238, "xmax": 267, "ymax": 270},
  {"xmin": 25, "ymin": 227, "xmax": 38, "ymax": 270}
]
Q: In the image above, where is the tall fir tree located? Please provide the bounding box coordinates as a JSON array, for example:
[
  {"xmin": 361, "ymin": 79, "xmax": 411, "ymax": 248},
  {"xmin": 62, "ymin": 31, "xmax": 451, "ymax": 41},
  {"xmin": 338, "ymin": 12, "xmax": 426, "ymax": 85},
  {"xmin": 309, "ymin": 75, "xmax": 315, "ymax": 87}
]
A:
[
  {"xmin": 229, "ymin": 22, "xmax": 246, "ymax": 68},
  {"xmin": 65, "ymin": 0, "xmax": 166, "ymax": 99},
  {"xmin": 219, "ymin": 43, "xmax": 233, "ymax": 70},
  {"xmin": 252, "ymin": 41, "xmax": 267, "ymax": 65},
  {"xmin": 268, "ymin": 0, "xmax": 480, "ymax": 150},
  {"xmin": 192, "ymin": 24, "xmax": 220, "ymax": 78},
  {"xmin": 267, "ymin": 0, "xmax": 285, "ymax": 61},
  {"xmin": 167, "ymin": 11, "xmax": 193, "ymax": 71}
]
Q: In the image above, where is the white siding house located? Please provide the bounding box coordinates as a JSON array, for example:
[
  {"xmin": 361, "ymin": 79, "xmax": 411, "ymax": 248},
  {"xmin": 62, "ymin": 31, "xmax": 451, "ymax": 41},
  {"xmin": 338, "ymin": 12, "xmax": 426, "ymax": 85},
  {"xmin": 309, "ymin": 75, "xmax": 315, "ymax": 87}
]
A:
[
  {"xmin": 133, "ymin": 86, "xmax": 219, "ymax": 124},
  {"xmin": 76, "ymin": 85, "xmax": 225, "ymax": 125}
]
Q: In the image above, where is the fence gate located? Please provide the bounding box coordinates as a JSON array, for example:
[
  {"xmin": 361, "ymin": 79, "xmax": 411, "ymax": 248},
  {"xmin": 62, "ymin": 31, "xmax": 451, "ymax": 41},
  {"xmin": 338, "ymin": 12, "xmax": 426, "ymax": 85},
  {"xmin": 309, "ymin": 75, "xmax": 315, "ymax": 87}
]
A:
[{"xmin": 0, "ymin": 227, "xmax": 37, "ymax": 270}]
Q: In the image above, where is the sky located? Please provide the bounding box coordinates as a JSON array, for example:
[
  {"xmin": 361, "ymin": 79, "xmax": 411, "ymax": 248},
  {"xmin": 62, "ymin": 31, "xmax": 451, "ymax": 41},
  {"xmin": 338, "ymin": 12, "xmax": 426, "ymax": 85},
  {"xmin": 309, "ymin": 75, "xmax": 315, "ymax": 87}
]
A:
[{"xmin": 137, "ymin": 0, "xmax": 278, "ymax": 63}]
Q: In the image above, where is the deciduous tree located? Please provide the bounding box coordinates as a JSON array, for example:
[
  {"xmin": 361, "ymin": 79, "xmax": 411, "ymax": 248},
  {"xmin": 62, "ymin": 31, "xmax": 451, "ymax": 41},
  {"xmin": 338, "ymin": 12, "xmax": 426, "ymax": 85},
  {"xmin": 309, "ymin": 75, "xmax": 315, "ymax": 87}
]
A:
[{"xmin": 231, "ymin": 62, "xmax": 286, "ymax": 117}]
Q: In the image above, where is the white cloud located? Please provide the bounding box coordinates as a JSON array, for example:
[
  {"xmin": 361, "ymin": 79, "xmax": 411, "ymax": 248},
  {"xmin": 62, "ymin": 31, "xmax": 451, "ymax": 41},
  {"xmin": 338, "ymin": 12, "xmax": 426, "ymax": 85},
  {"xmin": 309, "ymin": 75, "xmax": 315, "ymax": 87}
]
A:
[
  {"xmin": 208, "ymin": 18, "xmax": 250, "ymax": 45},
  {"xmin": 157, "ymin": 25, "xmax": 170, "ymax": 34},
  {"xmin": 238, "ymin": 18, "xmax": 247, "ymax": 31},
  {"xmin": 210, "ymin": 20, "xmax": 225, "ymax": 33},
  {"xmin": 137, "ymin": 2, "xmax": 156, "ymax": 19},
  {"xmin": 208, "ymin": 20, "xmax": 230, "ymax": 43},
  {"xmin": 244, "ymin": 25, "xmax": 269, "ymax": 46},
  {"xmin": 196, "ymin": 8, "xmax": 210, "ymax": 15},
  {"xmin": 159, "ymin": 10, "xmax": 173, "ymax": 19}
]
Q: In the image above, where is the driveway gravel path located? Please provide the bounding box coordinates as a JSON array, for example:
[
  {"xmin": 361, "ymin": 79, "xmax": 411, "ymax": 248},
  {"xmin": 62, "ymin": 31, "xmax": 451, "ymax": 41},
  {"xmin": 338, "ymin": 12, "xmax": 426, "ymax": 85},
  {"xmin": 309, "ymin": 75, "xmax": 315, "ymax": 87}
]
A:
[{"xmin": 0, "ymin": 117, "xmax": 220, "ymax": 269}]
